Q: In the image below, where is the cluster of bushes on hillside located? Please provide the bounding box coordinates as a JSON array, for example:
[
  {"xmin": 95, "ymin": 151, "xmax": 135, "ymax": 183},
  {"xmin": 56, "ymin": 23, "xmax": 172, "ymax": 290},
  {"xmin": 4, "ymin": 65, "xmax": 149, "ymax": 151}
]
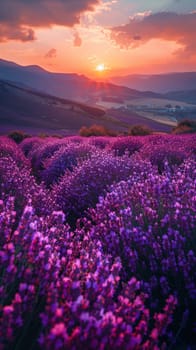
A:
[
  {"xmin": 128, "ymin": 124, "xmax": 153, "ymax": 136},
  {"xmin": 79, "ymin": 124, "xmax": 153, "ymax": 137},
  {"xmin": 78, "ymin": 120, "xmax": 196, "ymax": 137},
  {"xmin": 5, "ymin": 119, "xmax": 196, "ymax": 141},
  {"xmin": 8, "ymin": 130, "xmax": 29, "ymax": 143},
  {"xmin": 172, "ymin": 119, "xmax": 196, "ymax": 134},
  {"xmin": 0, "ymin": 133, "xmax": 195, "ymax": 349},
  {"xmin": 79, "ymin": 124, "xmax": 117, "ymax": 137}
]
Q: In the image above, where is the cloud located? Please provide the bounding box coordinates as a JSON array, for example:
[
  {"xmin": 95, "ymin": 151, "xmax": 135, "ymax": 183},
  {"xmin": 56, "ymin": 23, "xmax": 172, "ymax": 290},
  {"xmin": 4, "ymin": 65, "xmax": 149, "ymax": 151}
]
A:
[
  {"xmin": 45, "ymin": 48, "xmax": 57, "ymax": 59},
  {"xmin": 0, "ymin": 24, "xmax": 35, "ymax": 42},
  {"xmin": 73, "ymin": 31, "xmax": 82, "ymax": 47},
  {"xmin": 110, "ymin": 11, "xmax": 196, "ymax": 57},
  {"xmin": 0, "ymin": 0, "xmax": 100, "ymax": 42}
]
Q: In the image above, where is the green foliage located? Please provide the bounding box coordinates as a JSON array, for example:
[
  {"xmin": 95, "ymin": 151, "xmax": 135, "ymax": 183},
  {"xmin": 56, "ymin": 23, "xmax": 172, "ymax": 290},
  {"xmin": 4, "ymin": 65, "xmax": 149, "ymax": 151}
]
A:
[
  {"xmin": 79, "ymin": 124, "xmax": 117, "ymax": 137},
  {"xmin": 8, "ymin": 130, "xmax": 29, "ymax": 144},
  {"xmin": 128, "ymin": 124, "xmax": 152, "ymax": 136},
  {"xmin": 172, "ymin": 119, "xmax": 196, "ymax": 134},
  {"xmin": 38, "ymin": 133, "xmax": 49, "ymax": 138}
]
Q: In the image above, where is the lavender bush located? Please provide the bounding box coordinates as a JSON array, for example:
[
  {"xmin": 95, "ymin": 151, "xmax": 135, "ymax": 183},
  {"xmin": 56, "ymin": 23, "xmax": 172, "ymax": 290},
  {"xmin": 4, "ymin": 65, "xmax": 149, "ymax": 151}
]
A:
[
  {"xmin": 0, "ymin": 136, "xmax": 29, "ymax": 169},
  {"xmin": 0, "ymin": 156, "xmax": 52, "ymax": 217},
  {"xmin": 83, "ymin": 158, "xmax": 196, "ymax": 347},
  {"xmin": 41, "ymin": 143, "xmax": 97, "ymax": 187},
  {"xmin": 0, "ymin": 133, "xmax": 195, "ymax": 349},
  {"xmin": 20, "ymin": 136, "xmax": 45, "ymax": 157},
  {"xmin": 29, "ymin": 139, "xmax": 68, "ymax": 180},
  {"xmin": 0, "ymin": 199, "xmax": 177, "ymax": 350},
  {"xmin": 149, "ymin": 147, "xmax": 186, "ymax": 173},
  {"xmin": 53, "ymin": 151, "xmax": 152, "ymax": 225},
  {"xmin": 88, "ymin": 136, "xmax": 112, "ymax": 149},
  {"xmin": 134, "ymin": 134, "xmax": 196, "ymax": 173},
  {"xmin": 110, "ymin": 137, "xmax": 143, "ymax": 156}
]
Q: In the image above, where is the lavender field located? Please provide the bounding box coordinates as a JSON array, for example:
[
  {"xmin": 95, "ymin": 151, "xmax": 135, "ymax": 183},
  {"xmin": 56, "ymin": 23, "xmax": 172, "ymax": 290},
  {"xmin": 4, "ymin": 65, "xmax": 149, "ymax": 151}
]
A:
[{"xmin": 0, "ymin": 134, "xmax": 195, "ymax": 350}]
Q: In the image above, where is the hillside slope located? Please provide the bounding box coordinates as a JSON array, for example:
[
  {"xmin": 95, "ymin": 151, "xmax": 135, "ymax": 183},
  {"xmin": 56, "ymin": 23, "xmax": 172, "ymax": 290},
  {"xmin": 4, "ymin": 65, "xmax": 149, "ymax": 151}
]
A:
[
  {"xmin": 164, "ymin": 90, "xmax": 196, "ymax": 104},
  {"xmin": 111, "ymin": 72, "xmax": 196, "ymax": 94},
  {"xmin": 0, "ymin": 59, "xmax": 160, "ymax": 101},
  {"xmin": 0, "ymin": 80, "xmax": 113, "ymax": 134},
  {"xmin": 0, "ymin": 80, "xmax": 172, "ymax": 134}
]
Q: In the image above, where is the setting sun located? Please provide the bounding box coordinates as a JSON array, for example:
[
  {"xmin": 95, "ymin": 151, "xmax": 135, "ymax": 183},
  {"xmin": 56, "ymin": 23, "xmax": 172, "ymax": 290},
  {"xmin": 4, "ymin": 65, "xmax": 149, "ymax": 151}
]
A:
[{"xmin": 95, "ymin": 63, "xmax": 106, "ymax": 72}]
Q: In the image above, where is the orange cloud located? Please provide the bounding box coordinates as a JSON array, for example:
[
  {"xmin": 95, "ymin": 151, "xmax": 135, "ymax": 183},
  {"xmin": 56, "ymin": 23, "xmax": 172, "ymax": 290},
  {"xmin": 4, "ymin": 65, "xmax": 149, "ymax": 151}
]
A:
[
  {"xmin": 0, "ymin": 0, "xmax": 100, "ymax": 42},
  {"xmin": 0, "ymin": 24, "xmax": 35, "ymax": 42},
  {"xmin": 73, "ymin": 31, "xmax": 82, "ymax": 47},
  {"xmin": 110, "ymin": 12, "xmax": 196, "ymax": 57},
  {"xmin": 45, "ymin": 48, "xmax": 57, "ymax": 59}
]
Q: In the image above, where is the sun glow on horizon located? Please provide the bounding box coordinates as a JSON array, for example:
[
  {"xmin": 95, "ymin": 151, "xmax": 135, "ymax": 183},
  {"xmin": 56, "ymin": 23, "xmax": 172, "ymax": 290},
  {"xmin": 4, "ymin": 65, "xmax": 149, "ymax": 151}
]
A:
[{"xmin": 95, "ymin": 63, "xmax": 106, "ymax": 72}]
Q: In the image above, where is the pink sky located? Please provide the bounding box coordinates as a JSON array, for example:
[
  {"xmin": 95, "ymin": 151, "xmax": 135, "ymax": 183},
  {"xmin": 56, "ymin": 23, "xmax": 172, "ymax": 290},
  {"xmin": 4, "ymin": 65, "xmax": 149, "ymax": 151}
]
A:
[{"xmin": 0, "ymin": 0, "xmax": 196, "ymax": 78}]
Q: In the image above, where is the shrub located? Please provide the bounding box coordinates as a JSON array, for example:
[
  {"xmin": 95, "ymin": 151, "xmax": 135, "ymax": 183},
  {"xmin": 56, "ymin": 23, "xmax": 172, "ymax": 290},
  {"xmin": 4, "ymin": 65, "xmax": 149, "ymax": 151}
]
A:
[
  {"xmin": 41, "ymin": 143, "xmax": 97, "ymax": 187},
  {"xmin": 20, "ymin": 137, "xmax": 44, "ymax": 157},
  {"xmin": 0, "ymin": 199, "xmax": 176, "ymax": 350},
  {"xmin": 67, "ymin": 136, "xmax": 85, "ymax": 143},
  {"xmin": 53, "ymin": 152, "xmax": 152, "ymax": 225},
  {"xmin": 110, "ymin": 137, "xmax": 143, "ymax": 156},
  {"xmin": 0, "ymin": 156, "xmax": 53, "ymax": 217},
  {"xmin": 177, "ymin": 120, "xmax": 196, "ymax": 128},
  {"xmin": 79, "ymin": 124, "xmax": 116, "ymax": 137},
  {"xmin": 129, "ymin": 125, "xmax": 152, "ymax": 136},
  {"xmin": 0, "ymin": 137, "xmax": 29, "ymax": 169},
  {"xmin": 172, "ymin": 119, "xmax": 196, "ymax": 134},
  {"xmin": 8, "ymin": 130, "xmax": 29, "ymax": 144},
  {"xmin": 135, "ymin": 134, "xmax": 193, "ymax": 173},
  {"xmin": 149, "ymin": 147, "xmax": 186, "ymax": 173},
  {"xmin": 0, "ymin": 133, "xmax": 195, "ymax": 349},
  {"xmin": 85, "ymin": 158, "xmax": 196, "ymax": 347},
  {"xmin": 88, "ymin": 136, "xmax": 112, "ymax": 149},
  {"xmin": 29, "ymin": 139, "xmax": 68, "ymax": 179}
]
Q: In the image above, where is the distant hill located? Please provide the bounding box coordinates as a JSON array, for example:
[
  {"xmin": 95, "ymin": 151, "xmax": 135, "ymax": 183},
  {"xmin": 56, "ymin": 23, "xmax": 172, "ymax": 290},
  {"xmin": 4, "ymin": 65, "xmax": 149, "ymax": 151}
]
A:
[
  {"xmin": 164, "ymin": 90, "xmax": 196, "ymax": 104},
  {"xmin": 2, "ymin": 59, "xmax": 194, "ymax": 134},
  {"xmin": 0, "ymin": 79, "xmax": 172, "ymax": 134},
  {"xmin": 111, "ymin": 72, "xmax": 196, "ymax": 94},
  {"xmin": 0, "ymin": 79, "xmax": 112, "ymax": 134},
  {"xmin": 0, "ymin": 59, "xmax": 160, "ymax": 102}
]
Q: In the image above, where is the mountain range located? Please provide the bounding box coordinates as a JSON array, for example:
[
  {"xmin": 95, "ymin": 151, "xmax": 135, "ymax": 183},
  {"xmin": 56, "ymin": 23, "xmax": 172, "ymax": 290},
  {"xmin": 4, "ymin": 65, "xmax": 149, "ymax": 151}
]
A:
[
  {"xmin": 0, "ymin": 59, "xmax": 159, "ymax": 102},
  {"xmin": 0, "ymin": 79, "xmax": 173, "ymax": 134},
  {"xmin": 111, "ymin": 72, "xmax": 196, "ymax": 94},
  {"xmin": 0, "ymin": 58, "xmax": 195, "ymax": 134}
]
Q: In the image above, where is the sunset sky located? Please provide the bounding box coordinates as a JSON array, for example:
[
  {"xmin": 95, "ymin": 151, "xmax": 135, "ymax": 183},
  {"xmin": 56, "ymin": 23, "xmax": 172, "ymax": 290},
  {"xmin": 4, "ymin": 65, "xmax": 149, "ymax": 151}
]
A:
[{"xmin": 0, "ymin": 0, "xmax": 196, "ymax": 78}]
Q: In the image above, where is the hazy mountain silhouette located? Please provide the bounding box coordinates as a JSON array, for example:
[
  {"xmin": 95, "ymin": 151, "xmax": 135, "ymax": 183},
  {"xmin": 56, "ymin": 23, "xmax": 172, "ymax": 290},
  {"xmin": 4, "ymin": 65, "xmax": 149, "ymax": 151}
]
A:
[
  {"xmin": 0, "ymin": 59, "xmax": 160, "ymax": 101},
  {"xmin": 1, "ymin": 59, "xmax": 194, "ymax": 135},
  {"xmin": 0, "ymin": 79, "xmax": 172, "ymax": 134},
  {"xmin": 164, "ymin": 90, "xmax": 196, "ymax": 104},
  {"xmin": 111, "ymin": 72, "xmax": 196, "ymax": 93},
  {"xmin": 0, "ymin": 79, "xmax": 108, "ymax": 132}
]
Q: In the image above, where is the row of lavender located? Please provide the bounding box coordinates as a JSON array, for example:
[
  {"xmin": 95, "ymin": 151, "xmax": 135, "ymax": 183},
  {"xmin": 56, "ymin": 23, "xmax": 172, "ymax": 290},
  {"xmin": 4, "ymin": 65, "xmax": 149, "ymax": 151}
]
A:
[{"xmin": 0, "ymin": 134, "xmax": 195, "ymax": 349}]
